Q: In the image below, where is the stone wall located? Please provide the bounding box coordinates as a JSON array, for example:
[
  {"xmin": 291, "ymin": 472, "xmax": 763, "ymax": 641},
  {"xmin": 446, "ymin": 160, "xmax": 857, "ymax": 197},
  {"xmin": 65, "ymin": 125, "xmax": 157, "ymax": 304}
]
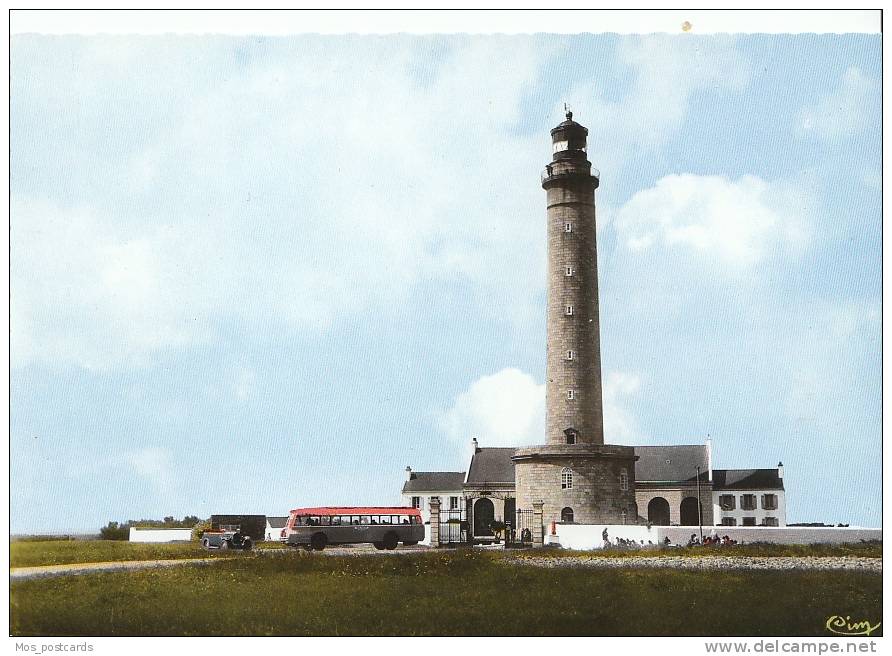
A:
[{"xmin": 515, "ymin": 449, "xmax": 637, "ymax": 526}]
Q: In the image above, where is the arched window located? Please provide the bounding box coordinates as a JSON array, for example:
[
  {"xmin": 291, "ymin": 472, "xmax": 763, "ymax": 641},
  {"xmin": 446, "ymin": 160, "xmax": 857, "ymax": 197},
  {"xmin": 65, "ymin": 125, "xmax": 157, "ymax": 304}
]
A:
[
  {"xmin": 620, "ymin": 468, "xmax": 629, "ymax": 491},
  {"xmin": 561, "ymin": 467, "xmax": 573, "ymax": 490},
  {"xmin": 561, "ymin": 507, "xmax": 574, "ymax": 523},
  {"xmin": 564, "ymin": 428, "xmax": 578, "ymax": 445}
]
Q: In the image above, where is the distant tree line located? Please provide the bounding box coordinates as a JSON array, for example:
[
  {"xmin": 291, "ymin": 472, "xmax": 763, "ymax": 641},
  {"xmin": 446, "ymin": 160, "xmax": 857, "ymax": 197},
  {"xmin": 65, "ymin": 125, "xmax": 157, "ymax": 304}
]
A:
[{"xmin": 99, "ymin": 515, "xmax": 203, "ymax": 540}]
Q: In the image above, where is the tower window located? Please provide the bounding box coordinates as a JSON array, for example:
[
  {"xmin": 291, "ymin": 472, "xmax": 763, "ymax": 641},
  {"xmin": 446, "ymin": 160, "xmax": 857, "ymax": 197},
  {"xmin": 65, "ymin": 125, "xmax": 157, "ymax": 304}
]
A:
[
  {"xmin": 567, "ymin": 350, "xmax": 574, "ymax": 360},
  {"xmin": 565, "ymin": 266, "xmax": 573, "ymax": 276},
  {"xmin": 567, "ymin": 389, "xmax": 575, "ymax": 400},
  {"xmin": 561, "ymin": 468, "xmax": 573, "ymax": 490},
  {"xmin": 565, "ymin": 305, "xmax": 574, "ymax": 316},
  {"xmin": 564, "ymin": 428, "xmax": 578, "ymax": 444},
  {"xmin": 561, "ymin": 507, "xmax": 574, "ymax": 523},
  {"xmin": 620, "ymin": 469, "xmax": 629, "ymax": 491},
  {"xmin": 564, "ymin": 222, "xmax": 572, "ymax": 233}
]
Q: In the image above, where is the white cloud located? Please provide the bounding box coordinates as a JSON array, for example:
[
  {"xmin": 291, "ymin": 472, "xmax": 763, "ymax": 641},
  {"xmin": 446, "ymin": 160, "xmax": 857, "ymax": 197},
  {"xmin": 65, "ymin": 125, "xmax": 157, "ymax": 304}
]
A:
[
  {"xmin": 797, "ymin": 67, "xmax": 879, "ymax": 140},
  {"xmin": 602, "ymin": 371, "xmax": 645, "ymax": 443},
  {"xmin": 11, "ymin": 37, "xmax": 555, "ymax": 369},
  {"xmin": 438, "ymin": 368, "xmax": 545, "ymax": 448},
  {"xmin": 612, "ymin": 174, "xmax": 811, "ymax": 268},
  {"xmin": 439, "ymin": 367, "xmax": 644, "ymax": 448},
  {"xmin": 564, "ymin": 36, "xmax": 750, "ymax": 175}
]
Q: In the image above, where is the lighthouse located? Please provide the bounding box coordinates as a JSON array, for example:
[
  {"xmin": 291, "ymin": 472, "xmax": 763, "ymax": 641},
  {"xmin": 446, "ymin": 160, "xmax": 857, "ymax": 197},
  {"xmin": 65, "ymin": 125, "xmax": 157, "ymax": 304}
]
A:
[{"xmin": 513, "ymin": 110, "xmax": 638, "ymax": 530}]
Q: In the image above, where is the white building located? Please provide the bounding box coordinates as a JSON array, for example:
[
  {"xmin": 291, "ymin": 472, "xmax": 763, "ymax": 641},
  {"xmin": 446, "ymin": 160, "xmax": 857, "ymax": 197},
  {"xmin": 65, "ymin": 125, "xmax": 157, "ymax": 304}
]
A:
[
  {"xmin": 400, "ymin": 467, "xmax": 464, "ymax": 526},
  {"xmin": 712, "ymin": 463, "xmax": 786, "ymax": 527},
  {"xmin": 265, "ymin": 516, "xmax": 288, "ymax": 541},
  {"xmin": 128, "ymin": 527, "xmax": 192, "ymax": 542}
]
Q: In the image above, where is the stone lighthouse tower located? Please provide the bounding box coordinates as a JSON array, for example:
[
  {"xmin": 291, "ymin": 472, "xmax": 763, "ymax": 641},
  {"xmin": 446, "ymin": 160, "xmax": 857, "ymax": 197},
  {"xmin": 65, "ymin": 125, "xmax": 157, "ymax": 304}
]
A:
[{"xmin": 513, "ymin": 111, "xmax": 638, "ymax": 530}]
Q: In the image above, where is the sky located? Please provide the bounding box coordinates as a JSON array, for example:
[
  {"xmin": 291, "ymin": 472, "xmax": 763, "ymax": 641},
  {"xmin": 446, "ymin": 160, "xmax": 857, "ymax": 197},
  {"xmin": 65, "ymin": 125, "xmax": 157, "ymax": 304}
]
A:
[{"xmin": 10, "ymin": 32, "xmax": 881, "ymax": 533}]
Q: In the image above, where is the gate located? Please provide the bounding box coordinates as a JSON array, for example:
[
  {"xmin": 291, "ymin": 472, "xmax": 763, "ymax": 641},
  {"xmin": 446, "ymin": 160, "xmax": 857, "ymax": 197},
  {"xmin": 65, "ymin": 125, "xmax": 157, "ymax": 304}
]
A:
[
  {"xmin": 439, "ymin": 508, "xmax": 468, "ymax": 545},
  {"xmin": 507, "ymin": 509, "xmax": 537, "ymax": 546}
]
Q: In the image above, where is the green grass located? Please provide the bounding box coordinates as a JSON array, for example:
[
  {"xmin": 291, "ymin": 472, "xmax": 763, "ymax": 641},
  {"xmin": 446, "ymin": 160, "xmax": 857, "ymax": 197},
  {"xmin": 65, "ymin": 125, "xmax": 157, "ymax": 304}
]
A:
[
  {"xmin": 9, "ymin": 540, "xmax": 230, "ymax": 568},
  {"xmin": 10, "ymin": 550, "xmax": 882, "ymax": 637},
  {"xmin": 512, "ymin": 541, "xmax": 883, "ymax": 559}
]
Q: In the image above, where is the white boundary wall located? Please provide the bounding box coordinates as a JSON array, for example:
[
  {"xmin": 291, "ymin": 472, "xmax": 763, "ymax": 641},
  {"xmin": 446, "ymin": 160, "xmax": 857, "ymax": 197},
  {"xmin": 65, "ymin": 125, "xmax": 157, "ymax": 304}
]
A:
[
  {"xmin": 128, "ymin": 527, "xmax": 193, "ymax": 543},
  {"xmin": 551, "ymin": 524, "xmax": 881, "ymax": 550}
]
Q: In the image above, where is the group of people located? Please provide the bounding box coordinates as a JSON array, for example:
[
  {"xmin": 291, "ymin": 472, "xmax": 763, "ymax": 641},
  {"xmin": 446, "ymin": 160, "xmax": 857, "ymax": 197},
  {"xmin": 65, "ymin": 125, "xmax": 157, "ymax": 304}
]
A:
[{"xmin": 687, "ymin": 533, "xmax": 738, "ymax": 547}]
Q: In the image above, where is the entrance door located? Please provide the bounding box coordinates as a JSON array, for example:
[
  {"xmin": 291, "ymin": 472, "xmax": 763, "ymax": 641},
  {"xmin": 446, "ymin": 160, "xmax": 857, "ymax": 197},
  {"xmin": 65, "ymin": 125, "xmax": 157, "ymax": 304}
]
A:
[
  {"xmin": 647, "ymin": 497, "xmax": 670, "ymax": 526},
  {"xmin": 680, "ymin": 497, "xmax": 701, "ymax": 526},
  {"xmin": 473, "ymin": 498, "xmax": 494, "ymax": 536}
]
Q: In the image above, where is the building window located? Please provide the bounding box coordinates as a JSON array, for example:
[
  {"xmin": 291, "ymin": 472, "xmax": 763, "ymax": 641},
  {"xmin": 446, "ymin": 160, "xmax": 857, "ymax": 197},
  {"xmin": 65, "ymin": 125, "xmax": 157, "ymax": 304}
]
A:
[
  {"xmin": 567, "ymin": 389, "xmax": 575, "ymax": 400},
  {"xmin": 411, "ymin": 496, "xmax": 421, "ymax": 509},
  {"xmin": 565, "ymin": 266, "xmax": 573, "ymax": 276},
  {"xmin": 719, "ymin": 494, "xmax": 736, "ymax": 511},
  {"xmin": 721, "ymin": 517, "xmax": 737, "ymax": 526},
  {"xmin": 565, "ymin": 305, "xmax": 574, "ymax": 316},
  {"xmin": 762, "ymin": 494, "xmax": 778, "ymax": 510},
  {"xmin": 620, "ymin": 469, "xmax": 629, "ymax": 491},
  {"xmin": 565, "ymin": 222, "xmax": 572, "ymax": 232},
  {"xmin": 742, "ymin": 517, "xmax": 756, "ymax": 526},
  {"xmin": 762, "ymin": 517, "xmax": 779, "ymax": 527},
  {"xmin": 741, "ymin": 494, "xmax": 756, "ymax": 511},
  {"xmin": 561, "ymin": 468, "xmax": 573, "ymax": 490},
  {"xmin": 561, "ymin": 507, "xmax": 574, "ymax": 523},
  {"xmin": 449, "ymin": 496, "xmax": 459, "ymax": 510},
  {"xmin": 567, "ymin": 350, "xmax": 574, "ymax": 360},
  {"xmin": 564, "ymin": 428, "xmax": 577, "ymax": 445}
]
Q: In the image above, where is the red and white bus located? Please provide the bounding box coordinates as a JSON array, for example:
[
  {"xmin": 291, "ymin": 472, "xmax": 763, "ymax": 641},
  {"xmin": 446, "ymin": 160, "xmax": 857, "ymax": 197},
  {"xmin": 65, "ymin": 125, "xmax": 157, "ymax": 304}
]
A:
[{"xmin": 282, "ymin": 506, "xmax": 424, "ymax": 551}]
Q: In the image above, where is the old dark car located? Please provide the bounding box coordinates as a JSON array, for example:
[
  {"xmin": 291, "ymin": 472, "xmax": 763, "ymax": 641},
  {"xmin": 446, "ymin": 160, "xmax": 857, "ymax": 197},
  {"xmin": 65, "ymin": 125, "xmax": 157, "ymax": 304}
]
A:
[{"xmin": 200, "ymin": 527, "xmax": 253, "ymax": 551}]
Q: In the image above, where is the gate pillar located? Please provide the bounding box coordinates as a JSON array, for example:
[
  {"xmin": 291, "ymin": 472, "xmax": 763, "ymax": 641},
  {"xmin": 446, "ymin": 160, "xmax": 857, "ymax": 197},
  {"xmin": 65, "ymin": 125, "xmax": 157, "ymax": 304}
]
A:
[
  {"xmin": 429, "ymin": 498, "xmax": 441, "ymax": 548},
  {"xmin": 532, "ymin": 500, "xmax": 544, "ymax": 548}
]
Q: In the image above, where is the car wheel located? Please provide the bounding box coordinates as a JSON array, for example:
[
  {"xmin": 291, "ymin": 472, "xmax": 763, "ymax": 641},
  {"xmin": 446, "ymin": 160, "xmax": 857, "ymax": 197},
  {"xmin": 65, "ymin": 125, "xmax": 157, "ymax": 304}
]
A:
[
  {"xmin": 373, "ymin": 542, "xmax": 385, "ymax": 550},
  {"xmin": 311, "ymin": 533, "xmax": 327, "ymax": 551},
  {"xmin": 201, "ymin": 538, "xmax": 210, "ymax": 549},
  {"xmin": 242, "ymin": 538, "xmax": 252, "ymax": 551},
  {"xmin": 383, "ymin": 532, "xmax": 398, "ymax": 550}
]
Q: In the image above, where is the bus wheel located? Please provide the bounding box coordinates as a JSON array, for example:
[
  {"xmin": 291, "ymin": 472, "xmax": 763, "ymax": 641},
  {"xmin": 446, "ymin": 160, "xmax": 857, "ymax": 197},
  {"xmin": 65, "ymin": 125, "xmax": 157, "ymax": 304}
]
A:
[
  {"xmin": 302, "ymin": 544, "xmax": 313, "ymax": 552},
  {"xmin": 383, "ymin": 532, "xmax": 398, "ymax": 550},
  {"xmin": 311, "ymin": 533, "xmax": 327, "ymax": 551},
  {"xmin": 373, "ymin": 542, "xmax": 385, "ymax": 550}
]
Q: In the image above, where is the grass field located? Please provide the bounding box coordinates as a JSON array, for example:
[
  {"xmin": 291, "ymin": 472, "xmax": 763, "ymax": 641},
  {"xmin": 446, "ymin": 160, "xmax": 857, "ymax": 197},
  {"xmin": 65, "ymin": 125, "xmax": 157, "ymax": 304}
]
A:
[
  {"xmin": 9, "ymin": 540, "xmax": 224, "ymax": 567},
  {"xmin": 10, "ymin": 549, "xmax": 882, "ymax": 636},
  {"xmin": 516, "ymin": 541, "xmax": 884, "ymax": 560},
  {"xmin": 10, "ymin": 539, "xmax": 881, "ymax": 568}
]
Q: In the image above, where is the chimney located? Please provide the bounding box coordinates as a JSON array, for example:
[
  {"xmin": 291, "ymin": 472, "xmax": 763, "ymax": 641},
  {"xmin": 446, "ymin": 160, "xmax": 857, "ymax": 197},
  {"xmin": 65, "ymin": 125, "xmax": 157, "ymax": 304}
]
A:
[
  {"xmin": 777, "ymin": 462, "xmax": 784, "ymax": 479},
  {"xmin": 405, "ymin": 466, "xmax": 413, "ymax": 481},
  {"xmin": 472, "ymin": 437, "xmax": 479, "ymax": 452},
  {"xmin": 706, "ymin": 435, "xmax": 713, "ymax": 482}
]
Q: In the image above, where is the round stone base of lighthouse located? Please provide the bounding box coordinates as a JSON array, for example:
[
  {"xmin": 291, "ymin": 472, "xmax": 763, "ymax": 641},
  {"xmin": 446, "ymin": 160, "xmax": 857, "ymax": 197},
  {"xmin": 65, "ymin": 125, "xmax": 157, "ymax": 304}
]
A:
[{"xmin": 512, "ymin": 444, "xmax": 638, "ymax": 526}]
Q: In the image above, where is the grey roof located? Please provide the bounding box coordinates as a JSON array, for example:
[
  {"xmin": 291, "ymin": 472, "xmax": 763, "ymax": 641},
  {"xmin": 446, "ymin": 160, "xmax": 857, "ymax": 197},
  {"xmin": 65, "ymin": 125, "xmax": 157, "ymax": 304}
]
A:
[
  {"xmin": 634, "ymin": 445, "xmax": 709, "ymax": 483},
  {"xmin": 266, "ymin": 516, "xmax": 288, "ymax": 529},
  {"xmin": 402, "ymin": 471, "xmax": 465, "ymax": 493},
  {"xmin": 466, "ymin": 448, "xmax": 516, "ymax": 484},
  {"xmin": 713, "ymin": 469, "xmax": 784, "ymax": 491}
]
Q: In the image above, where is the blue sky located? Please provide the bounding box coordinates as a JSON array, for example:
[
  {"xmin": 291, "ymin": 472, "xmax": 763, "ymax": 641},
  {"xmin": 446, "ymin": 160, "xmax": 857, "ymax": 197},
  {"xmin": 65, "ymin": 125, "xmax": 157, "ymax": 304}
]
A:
[{"xmin": 10, "ymin": 33, "xmax": 881, "ymax": 533}]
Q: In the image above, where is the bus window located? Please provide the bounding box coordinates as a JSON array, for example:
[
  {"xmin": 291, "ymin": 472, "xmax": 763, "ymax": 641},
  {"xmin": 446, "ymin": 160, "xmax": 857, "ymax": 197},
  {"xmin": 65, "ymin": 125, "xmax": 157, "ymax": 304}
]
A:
[
  {"xmin": 400, "ymin": 515, "xmax": 410, "ymax": 524},
  {"xmin": 352, "ymin": 517, "xmax": 360, "ymax": 525},
  {"xmin": 381, "ymin": 516, "xmax": 391, "ymax": 524},
  {"xmin": 360, "ymin": 516, "xmax": 371, "ymax": 525},
  {"xmin": 331, "ymin": 516, "xmax": 341, "ymax": 525},
  {"xmin": 339, "ymin": 515, "xmax": 351, "ymax": 525}
]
